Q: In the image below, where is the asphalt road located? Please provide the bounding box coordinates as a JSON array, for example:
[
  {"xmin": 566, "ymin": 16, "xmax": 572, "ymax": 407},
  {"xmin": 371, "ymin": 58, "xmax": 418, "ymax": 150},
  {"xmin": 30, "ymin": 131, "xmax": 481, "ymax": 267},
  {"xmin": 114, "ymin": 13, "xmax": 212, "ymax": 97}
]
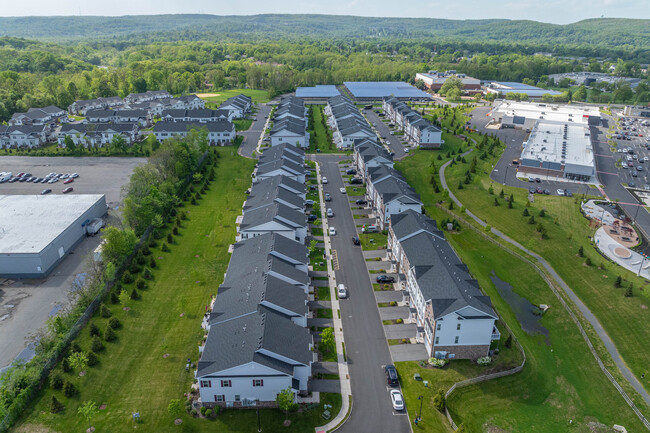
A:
[
  {"xmin": 363, "ymin": 109, "xmax": 408, "ymax": 159},
  {"xmin": 315, "ymin": 154, "xmax": 411, "ymax": 433},
  {"xmin": 238, "ymin": 103, "xmax": 271, "ymax": 158}
]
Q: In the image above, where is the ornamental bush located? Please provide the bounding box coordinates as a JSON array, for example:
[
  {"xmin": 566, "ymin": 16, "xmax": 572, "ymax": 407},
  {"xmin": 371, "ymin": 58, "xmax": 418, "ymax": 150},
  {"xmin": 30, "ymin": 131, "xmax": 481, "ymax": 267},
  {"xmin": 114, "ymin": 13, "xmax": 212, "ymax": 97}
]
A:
[
  {"xmin": 91, "ymin": 336, "xmax": 104, "ymax": 353},
  {"xmin": 50, "ymin": 395, "xmax": 64, "ymax": 414},
  {"xmin": 143, "ymin": 267, "xmax": 153, "ymax": 280},
  {"xmin": 89, "ymin": 322, "xmax": 101, "ymax": 337},
  {"xmin": 108, "ymin": 316, "xmax": 121, "ymax": 329},
  {"xmin": 63, "ymin": 381, "xmax": 77, "ymax": 397},
  {"xmin": 122, "ymin": 270, "xmax": 134, "ymax": 284},
  {"xmin": 428, "ymin": 358, "xmax": 447, "ymax": 368},
  {"xmin": 477, "ymin": 356, "xmax": 492, "ymax": 366},
  {"xmin": 136, "ymin": 276, "xmax": 147, "ymax": 290},
  {"xmin": 100, "ymin": 304, "xmax": 112, "ymax": 318},
  {"xmin": 105, "ymin": 326, "xmax": 117, "ymax": 342},
  {"xmin": 87, "ymin": 351, "xmax": 98, "ymax": 367},
  {"xmin": 51, "ymin": 373, "xmax": 64, "ymax": 390},
  {"xmin": 149, "ymin": 256, "xmax": 157, "ymax": 268}
]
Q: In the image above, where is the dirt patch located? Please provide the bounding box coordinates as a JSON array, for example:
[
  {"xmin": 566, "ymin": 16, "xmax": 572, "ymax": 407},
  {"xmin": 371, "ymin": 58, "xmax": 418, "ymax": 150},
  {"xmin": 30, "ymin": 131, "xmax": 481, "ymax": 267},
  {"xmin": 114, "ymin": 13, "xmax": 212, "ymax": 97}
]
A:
[
  {"xmin": 195, "ymin": 93, "xmax": 221, "ymax": 98},
  {"xmin": 12, "ymin": 424, "xmax": 60, "ymax": 433}
]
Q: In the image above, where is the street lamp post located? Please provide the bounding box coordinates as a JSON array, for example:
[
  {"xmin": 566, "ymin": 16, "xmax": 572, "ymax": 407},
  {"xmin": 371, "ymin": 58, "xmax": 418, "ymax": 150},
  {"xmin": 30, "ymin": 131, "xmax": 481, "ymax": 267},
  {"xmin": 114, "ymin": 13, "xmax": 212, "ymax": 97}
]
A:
[
  {"xmin": 637, "ymin": 254, "xmax": 646, "ymax": 277},
  {"xmin": 257, "ymin": 401, "xmax": 262, "ymax": 432},
  {"xmin": 418, "ymin": 395, "xmax": 423, "ymax": 421}
]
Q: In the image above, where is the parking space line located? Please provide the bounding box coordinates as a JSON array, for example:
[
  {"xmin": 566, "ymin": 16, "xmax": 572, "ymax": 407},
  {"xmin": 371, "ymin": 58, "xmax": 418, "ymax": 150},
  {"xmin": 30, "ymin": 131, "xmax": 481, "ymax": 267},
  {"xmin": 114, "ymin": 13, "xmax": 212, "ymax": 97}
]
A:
[{"xmin": 332, "ymin": 249, "xmax": 339, "ymax": 270}]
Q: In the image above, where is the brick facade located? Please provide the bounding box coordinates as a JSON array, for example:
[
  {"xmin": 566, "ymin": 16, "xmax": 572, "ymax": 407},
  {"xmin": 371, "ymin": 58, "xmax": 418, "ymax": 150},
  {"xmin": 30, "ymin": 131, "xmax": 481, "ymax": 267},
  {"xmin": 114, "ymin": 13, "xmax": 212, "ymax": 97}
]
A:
[{"xmin": 435, "ymin": 344, "xmax": 490, "ymax": 360}]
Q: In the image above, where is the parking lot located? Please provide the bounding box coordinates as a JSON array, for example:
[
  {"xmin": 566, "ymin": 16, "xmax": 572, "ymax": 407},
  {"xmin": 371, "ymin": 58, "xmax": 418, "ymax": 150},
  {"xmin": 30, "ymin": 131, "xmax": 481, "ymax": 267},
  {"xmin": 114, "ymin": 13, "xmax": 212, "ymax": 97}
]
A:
[
  {"xmin": 0, "ymin": 155, "xmax": 144, "ymax": 370},
  {"xmin": 363, "ymin": 109, "xmax": 409, "ymax": 159},
  {"xmin": 608, "ymin": 118, "xmax": 650, "ymax": 189},
  {"xmin": 0, "ymin": 156, "xmax": 146, "ymax": 206}
]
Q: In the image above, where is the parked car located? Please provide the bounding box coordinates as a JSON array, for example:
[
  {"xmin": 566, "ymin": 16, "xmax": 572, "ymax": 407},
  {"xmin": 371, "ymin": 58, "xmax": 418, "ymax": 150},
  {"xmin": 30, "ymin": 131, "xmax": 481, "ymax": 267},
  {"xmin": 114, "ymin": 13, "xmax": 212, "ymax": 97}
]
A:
[
  {"xmin": 40, "ymin": 188, "xmax": 52, "ymax": 195},
  {"xmin": 340, "ymin": 187, "xmax": 346, "ymax": 194},
  {"xmin": 629, "ymin": 182, "xmax": 637, "ymax": 188},
  {"xmin": 327, "ymin": 208, "xmax": 334, "ymax": 217},
  {"xmin": 565, "ymin": 189, "xmax": 573, "ymax": 197},
  {"xmin": 356, "ymin": 199, "xmax": 367, "ymax": 205},
  {"xmin": 535, "ymin": 178, "xmax": 541, "ymax": 183},
  {"xmin": 638, "ymin": 166, "xmax": 644, "ymax": 171},
  {"xmin": 385, "ymin": 364, "xmax": 398, "ymax": 385},
  {"xmin": 322, "ymin": 177, "xmax": 328, "ymax": 184},
  {"xmin": 543, "ymin": 189, "xmax": 550, "ymax": 195},
  {"xmin": 309, "ymin": 184, "xmax": 318, "ymax": 190},
  {"xmin": 48, "ymin": 178, "xmax": 59, "ymax": 184},
  {"xmin": 325, "ymin": 193, "xmax": 332, "ymax": 201},
  {"xmin": 63, "ymin": 178, "xmax": 74, "ymax": 184},
  {"xmin": 71, "ymin": 173, "xmax": 79, "ymax": 178},
  {"xmin": 376, "ymin": 275, "xmax": 395, "ymax": 283},
  {"xmin": 350, "ymin": 177, "xmax": 363, "ymax": 185},
  {"xmin": 390, "ymin": 389, "xmax": 405, "ymax": 411},
  {"xmin": 529, "ymin": 186, "xmax": 536, "ymax": 194},
  {"xmin": 307, "ymin": 214, "xmax": 318, "ymax": 222},
  {"xmin": 337, "ymin": 284, "xmax": 348, "ymax": 299},
  {"xmin": 328, "ymin": 227, "xmax": 336, "ymax": 236},
  {"xmin": 362, "ymin": 224, "xmax": 379, "ymax": 233},
  {"xmin": 62, "ymin": 187, "xmax": 74, "ymax": 193},
  {"xmin": 557, "ymin": 189, "xmax": 565, "ymax": 196},
  {"xmin": 346, "ymin": 168, "xmax": 357, "ymax": 175},
  {"xmin": 305, "ymin": 199, "xmax": 314, "ymax": 206},
  {"xmin": 528, "ymin": 176, "xmax": 535, "ymax": 182},
  {"xmin": 536, "ymin": 186, "xmax": 543, "ymax": 194},
  {"xmin": 351, "ymin": 236, "xmax": 360, "ymax": 245}
]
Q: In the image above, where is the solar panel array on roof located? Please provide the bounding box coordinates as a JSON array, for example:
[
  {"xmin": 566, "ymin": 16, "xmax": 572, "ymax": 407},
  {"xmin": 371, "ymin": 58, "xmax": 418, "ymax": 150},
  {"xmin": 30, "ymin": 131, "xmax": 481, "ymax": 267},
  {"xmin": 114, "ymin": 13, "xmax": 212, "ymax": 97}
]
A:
[
  {"xmin": 295, "ymin": 85, "xmax": 340, "ymax": 98},
  {"xmin": 344, "ymin": 82, "xmax": 432, "ymax": 99}
]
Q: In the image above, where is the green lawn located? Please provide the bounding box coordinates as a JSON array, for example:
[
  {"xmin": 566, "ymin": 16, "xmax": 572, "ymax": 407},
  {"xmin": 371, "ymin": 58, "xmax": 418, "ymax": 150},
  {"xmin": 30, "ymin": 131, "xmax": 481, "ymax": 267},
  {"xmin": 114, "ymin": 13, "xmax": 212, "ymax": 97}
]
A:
[
  {"xmin": 196, "ymin": 88, "xmax": 270, "ymax": 105},
  {"xmin": 393, "ymin": 132, "xmax": 650, "ymax": 430},
  {"xmin": 359, "ymin": 232, "xmax": 387, "ymax": 250},
  {"xmin": 316, "ymin": 286, "xmax": 331, "ymax": 301},
  {"xmin": 233, "ymin": 119, "xmax": 253, "ymax": 131},
  {"xmin": 438, "ymin": 133, "xmax": 650, "ymax": 397},
  {"xmin": 307, "ymin": 105, "xmax": 337, "ymax": 153},
  {"xmin": 316, "ymin": 308, "xmax": 333, "ymax": 319},
  {"xmin": 310, "ymin": 247, "xmax": 327, "ymax": 271},
  {"xmin": 14, "ymin": 148, "xmax": 339, "ymax": 433},
  {"xmin": 346, "ymin": 186, "xmax": 365, "ymax": 196}
]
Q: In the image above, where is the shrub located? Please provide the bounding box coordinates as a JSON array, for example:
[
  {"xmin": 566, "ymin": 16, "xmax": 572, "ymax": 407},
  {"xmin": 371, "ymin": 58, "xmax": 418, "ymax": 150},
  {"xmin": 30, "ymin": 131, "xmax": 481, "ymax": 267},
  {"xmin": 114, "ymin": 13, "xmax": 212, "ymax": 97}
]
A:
[
  {"xmin": 389, "ymin": 301, "xmax": 397, "ymax": 306},
  {"xmin": 493, "ymin": 197, "xmax": 499, "ymax": 206},
  {"xmin": 51, "ymin": 373, "xmax": 64, "ymax": 390},
  {"xmin": 433, "ymin": 390, "xmax": 446, "ymax": 412},
  {"xmin": 477, "ymin": 356, "xmax": 492, "ymax": 366},
  {"xmin": 136, "ymin": 253, "xmax": 147, "ymax": 265},
  {"xmin": 61, "ymin": 356, "xmax": 71, "ymax": 373},
  {"xmin": 122, "ymin": 270, "xmax": 134, "ymax": 284},
  {"xmin": 110, "ymin": 291, "xmax": 119, "ymax": 304},
  {"xmin": 87, "ymin": 351, "xmax": 98, "ymax": 367},
  {"xmin": 539, "ymin": 209, "xmax": 546, "ymax": 217},
  {"xmin": 585, "ymin": 257, "xmax": 592, "ymax": 266},
  {"xmin": 109, "ymin": 317, "xmax": 121, "ymax": 329},
  {"xmin": 173, "ymin": 226, "xmax": 179, "ymax": 236},
  {"xmin": 129, "ymin": 261, "xmax": 141, "ymax": 274},
  {"xmin": 71, "ymin": 342, "xmax": 82, "ymax": 353},
  {"xmin": 143, "ymin": 267, "xmax": 153, "ymax": 280},
  {"xmin": 578, "ymin": 246, "xmax": 584, "ymax": 257},
  {"xmin": 130, "ymin": 288, "xmax": 140, "ymax": 300},
  {"xmin": 191, "ymin": 197, "xmax": 197, "ymax": 205},
  {"xmin": 194, "ymin": 192, "xmax": 201, "ymax": 201},
  {"xmin": 105, "ymin": 326, "xmax": 117, "ymax": 342},
  {"xmin": 141, "ymin": 244, "xmax": 151, "ymax": 256},
  {"xmin": 161, "ymin": 242, "xmax": 170, "ymax": 252},
  {"xmin": 505, "ymin": 335, "xmax": 512, "ymax": 348},
  {"xmin": 528, "ymin": 216, "xmax": 535, "ymax": 225},
  {"xmin": 522, "ymin": 208, "xmax": 529, "ymax": 216},
  {"xmin": 428, "ymin": 358, "xmax": 447, "ymax": 368},
  {"xmin": 149, "ymin": 256, "xmax": 157, "ymax": 268},
  {"xmin": 507, "ymin": 200, "xmax": 513, "ymax": 209},
  {"xmin": 136, "ymin": 276, "xmax": 147, "ymax": 290},
  {"xmin": 200, "ymin": 406, "xmax": 207, "ymax": 416},
  {"xmin": 50, "ymin": 395, "xmax": 64, "ymax": 414},
  {"xmin": 100, "ymin": 304, "xmax": 112, "ymax": 318},
  {"xmin": 181, "ymin": 211, "xmax": 188, "ymax": 220},
  {"xmin": 167, "ymin": 233, "xmax": 173, "ymax": 244},
  {"xmin": 89, "ymin": 323, "xmax": 101, "ymax": 337},
  {"xmin": 625, "ymin": 284, "xmax": 633, "ymax": 297},
  {"xmin": 205, "ymin": 409, "xmax": 213, "ymax": 417},
  {"xmin": 91, "ymin": 336, "xmax": 104, "ymax": 353},
  {"xmin": 63, "ymin": 381, "xmax": 77, "ymax": 397},
  {"xmin": 396, "ymin": 318, "xmax": 403, "ymax": 324},
  {"xmin": 153, "ymin": 228, "xmax": 164, "ymax": 239},
  {"xmin": 615, "ymin": 275, "xmax": 622, "ymax": 288}
]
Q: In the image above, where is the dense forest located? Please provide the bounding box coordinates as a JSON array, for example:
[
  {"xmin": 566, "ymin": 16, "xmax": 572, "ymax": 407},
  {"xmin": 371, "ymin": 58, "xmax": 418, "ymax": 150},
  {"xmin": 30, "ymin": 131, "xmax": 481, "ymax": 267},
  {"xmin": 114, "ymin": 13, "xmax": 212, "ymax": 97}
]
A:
[{"xmin": 0, "ymin": 15, "xmax": 647, "ymax": 122}]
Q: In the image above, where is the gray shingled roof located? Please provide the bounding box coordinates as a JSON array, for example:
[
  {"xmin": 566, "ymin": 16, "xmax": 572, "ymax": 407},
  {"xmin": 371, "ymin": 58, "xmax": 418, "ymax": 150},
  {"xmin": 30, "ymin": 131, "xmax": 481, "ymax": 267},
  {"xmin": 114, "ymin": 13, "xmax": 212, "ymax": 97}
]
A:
[
  {"xmin": 258, "ymin": 147, "xmax": 304, "ymax": 166},
  {"xmin": 255, "ymin": 175, "xmax": 306, "ymax": 197},
  {"xmin": 367, "ymin": 165, "xmax": 403, "ymax": 184},
  {"xmin": 256, "ymin": 158, "xmax": 303, "ymax": 177},
  {"xmin": 390, "ymin": 209, "xmax": 440, "ymax": 241},
  {"xmin": 153, "ymin": 120, "xmax": 233, "ymax": 133},
  {"xmin": 375, "ymin": 177, "xmax": 421, "ymax": 206},
  {"xmin": 245, "ymin": 181, "xmax": 305, "ymax": 211},
  {"xmin": 240, "ymin": 202, "xmax": 306, "ymax": 231}
]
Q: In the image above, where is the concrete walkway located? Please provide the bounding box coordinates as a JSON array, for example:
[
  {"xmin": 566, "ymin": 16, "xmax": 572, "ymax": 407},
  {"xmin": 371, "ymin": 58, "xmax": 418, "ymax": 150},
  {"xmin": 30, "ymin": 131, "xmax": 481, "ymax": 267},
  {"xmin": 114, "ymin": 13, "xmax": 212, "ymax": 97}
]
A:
[
  {"xmin": 390, "ymin": 344, "xmax": 429, "ymax": 362},
  {"xmin": 314, "ymin": 161, "xmax": 353, "ymax": 433},
  {"xmin": 440, "ymin": 150, "xmax": 650, "ymax": 426},
  {"xmin": 595, "ymin": 227, "xmax": 650, "ymax": 279}
]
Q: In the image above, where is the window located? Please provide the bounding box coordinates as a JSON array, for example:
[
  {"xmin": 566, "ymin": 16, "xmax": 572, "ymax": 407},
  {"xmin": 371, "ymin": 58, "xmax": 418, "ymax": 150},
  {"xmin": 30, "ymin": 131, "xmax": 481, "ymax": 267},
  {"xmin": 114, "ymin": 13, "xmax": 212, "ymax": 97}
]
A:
[
  {"xmin": 221, "ymin": 380, "xmax": 232, "ymax": 387},
  {"xmin": 253, "ymin": 379, "xmax": 264, "ymax": 387},
  {"xmin": 436, "ymin": 323, "xmax": 441, "ymax": 331},
  {"xmin": 434, "ymin": 336, "xmax": 439, "ymax": 345},
  {"xmin": 200, "ymin": 380, "xmax": 212, "ymax": 388},
  {"xmin": 215, "ymin": 395, "xmax": 224, "ymax": 402},
  {"xmin": 235, "ymin": 395, "xmax": 241, "ymax": 402},
  {"xmin": 454, "ymin": 336, "xmax": 459, "ymax": 344},
  {"xmin": 456, "ymin": 324, "xmax": 461, "ymax": 331}
]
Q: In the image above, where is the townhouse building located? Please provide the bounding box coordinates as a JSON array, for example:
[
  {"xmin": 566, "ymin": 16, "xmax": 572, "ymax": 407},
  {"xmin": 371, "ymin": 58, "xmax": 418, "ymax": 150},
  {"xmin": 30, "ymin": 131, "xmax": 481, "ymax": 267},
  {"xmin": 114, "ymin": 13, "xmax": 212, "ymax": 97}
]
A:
[
  {"xmin": 152, "ymin": 120, "xmax": 235, "ymax": 145},
  {"xmin": 58, "ymin": 123, "xmax": 139, "ymax": 147},
  {"xmin": 383, "ymin": 97, "xmax": 442, "ymax": 148},
  {"xmin": 325, "ymin": 95, "xmax": 377, "ymax": 149},
  {"xmin": 219, "ymin": 94, "xmax": 253, "ymax": 119}
]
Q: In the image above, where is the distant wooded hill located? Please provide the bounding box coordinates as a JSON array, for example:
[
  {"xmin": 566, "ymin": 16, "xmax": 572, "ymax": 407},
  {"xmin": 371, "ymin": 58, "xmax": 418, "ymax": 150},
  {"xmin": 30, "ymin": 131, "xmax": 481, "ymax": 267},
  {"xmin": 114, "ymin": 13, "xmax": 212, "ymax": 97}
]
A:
[{"xmin": 0, "ymin": 15, "xmax": 647, "ymax": 55}]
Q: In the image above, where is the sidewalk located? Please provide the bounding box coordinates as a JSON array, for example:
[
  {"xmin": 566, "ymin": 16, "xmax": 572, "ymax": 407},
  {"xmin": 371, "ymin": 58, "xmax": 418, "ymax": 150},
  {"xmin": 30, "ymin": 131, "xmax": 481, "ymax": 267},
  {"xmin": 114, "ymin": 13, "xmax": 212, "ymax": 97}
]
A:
[{"xmin": 314, "ymin": 161, "xmax": 352, "ymax": 433}]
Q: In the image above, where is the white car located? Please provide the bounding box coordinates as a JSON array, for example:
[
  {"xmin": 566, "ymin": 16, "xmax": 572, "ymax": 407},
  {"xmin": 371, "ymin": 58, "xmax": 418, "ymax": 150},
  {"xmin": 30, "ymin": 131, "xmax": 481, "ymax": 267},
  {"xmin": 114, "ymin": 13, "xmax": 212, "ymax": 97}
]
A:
[
  {"xmin": 557, "ymin": 189, "xmax": 565, "ymax": 196},
  {"xmin": 337, "ymin": 283, "xmax": 347, "ymax": 299},
  {"xmin": 327, "ymin": 208, "xmax": 334, "ymax": 217},
  {"xmin": 329, "ymin": 227, "xmax": 336, "ymax": 236},
  {"xmin": 340, "ymin": 187, "xmax": 346, "ymax": 194},
  {"xmin": 390, "ymin": 389, "xmax": 404, "ymax": 411},
  {"xmin": 404, "ymin": 148, "xmax": 410, "ymax": 153},
  {"xmin": 322, "ymin": 177, "xmax": 328, "ymax": 184}
]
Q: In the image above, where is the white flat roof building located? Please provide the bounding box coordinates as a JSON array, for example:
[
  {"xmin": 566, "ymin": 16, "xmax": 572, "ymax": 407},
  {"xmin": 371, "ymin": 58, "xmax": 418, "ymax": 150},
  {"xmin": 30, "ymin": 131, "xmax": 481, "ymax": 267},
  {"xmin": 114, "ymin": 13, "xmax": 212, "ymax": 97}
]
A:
[
  {"xmin": 0, "ymin": 194, "xmax": 107, "ymax": 278},
  {"xmin": 520, "ymin": 120, "xmax": 595, "ymax": 179},
  {"xmin": 492, "ymin": 100, "xmax": 601, "ymax": 125}
]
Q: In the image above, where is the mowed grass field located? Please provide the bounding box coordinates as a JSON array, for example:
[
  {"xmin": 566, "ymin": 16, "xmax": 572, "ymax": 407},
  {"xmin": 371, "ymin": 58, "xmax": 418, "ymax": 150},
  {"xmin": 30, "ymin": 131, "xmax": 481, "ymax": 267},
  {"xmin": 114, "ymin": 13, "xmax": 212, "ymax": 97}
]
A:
[
  {"xmin": 196, "ymin": 88, "xmax": 271, "ymax": 105},
  {"xmin": 395, "ymin": 147, "xmax": 649, "ymax": 431},
  {"xmin": 14, "ymin": 148, "xmax": 339, "ymax": 433},
  {"xmin": 441, "ymin": 140, "xmax": 650, "ymax": 398}
]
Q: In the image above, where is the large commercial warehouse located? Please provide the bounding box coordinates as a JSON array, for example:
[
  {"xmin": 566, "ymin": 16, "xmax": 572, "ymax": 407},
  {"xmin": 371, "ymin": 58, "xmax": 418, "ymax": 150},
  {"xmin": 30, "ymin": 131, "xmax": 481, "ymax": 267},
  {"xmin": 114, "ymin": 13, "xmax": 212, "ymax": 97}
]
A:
[
  {"xmin": 491, "ymin": 100, "xmax": 601, "ymax": 128},
  {"xmin": 518, "ymin": 120, "xmax": 595, "ymax": 181},
  {"xmin": 0, "ymin": 194, "xmax": 107, "ymax": 278},
  {"xmin": 415, "ymin": 71, "xmax": 481, "ymax": 93},
  {"xmin": 343, "ymin": 82, "xmax": 432, "ymax": 101},
  {"xmin": 485, "ymin": 82, "xmax": 562, "ymax": 99}
]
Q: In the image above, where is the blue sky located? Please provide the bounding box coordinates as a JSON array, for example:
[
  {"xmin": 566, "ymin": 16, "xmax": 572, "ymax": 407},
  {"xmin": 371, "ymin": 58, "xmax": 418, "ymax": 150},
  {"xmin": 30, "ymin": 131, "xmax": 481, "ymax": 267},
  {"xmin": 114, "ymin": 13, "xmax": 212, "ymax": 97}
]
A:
[{"xmin": 0, "ymin": 0, "xmax": 648, "ymax": 24}]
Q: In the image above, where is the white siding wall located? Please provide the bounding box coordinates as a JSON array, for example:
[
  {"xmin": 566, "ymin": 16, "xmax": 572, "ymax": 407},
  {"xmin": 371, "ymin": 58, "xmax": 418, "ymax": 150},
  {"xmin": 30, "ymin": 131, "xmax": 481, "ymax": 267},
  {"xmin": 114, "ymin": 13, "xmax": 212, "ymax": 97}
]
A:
[{"xmin": 435, "ymin": 311, "xmax": 496, "ymax": 347}]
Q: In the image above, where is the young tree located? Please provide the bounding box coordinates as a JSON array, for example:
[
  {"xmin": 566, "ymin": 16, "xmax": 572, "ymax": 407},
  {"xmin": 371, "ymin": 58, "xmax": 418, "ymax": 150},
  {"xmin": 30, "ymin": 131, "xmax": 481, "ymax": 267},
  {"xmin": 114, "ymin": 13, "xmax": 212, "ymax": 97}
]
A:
[
  {"xmin": 578, "ymin": 246, "xmax": 584, "ymax": 257},
  {"xmin": 101, "ymin": 226, "xmax": 138, "ymax": 265},
  {"xmin": 615, "ymin": 275, "xmax": 622, "ymax": 288},
  {"xmin": 118, "ymin": 289, "xmax": 130, "ymax": 309},
  {"xmin": 63, "ymin": 135, "xmax": 76, "ymax": 152},
  {"xmin": 50, "ymin": 395, "xmax": 64, "ymax": 414},
  {"xmin": 68, "ymin": 351, "xmax": 88, "ymax": 373},
  {"xmin": 168, "ymin": 399, "xmax": 183, "ymax": 421},
  {"xmin": 276, "ymin": 388, "xmax": 298, "ymax": 422},
  {"xmin": 433, "ymin": 389, "xmax": 446, "ymax": 412},
  {"xmin": 320, "ymin": 328, "xmax": 335, "ymax": 353},
  {"xmin": 78, "ymin": 400, "xmax": 98, "ymax": 430}
]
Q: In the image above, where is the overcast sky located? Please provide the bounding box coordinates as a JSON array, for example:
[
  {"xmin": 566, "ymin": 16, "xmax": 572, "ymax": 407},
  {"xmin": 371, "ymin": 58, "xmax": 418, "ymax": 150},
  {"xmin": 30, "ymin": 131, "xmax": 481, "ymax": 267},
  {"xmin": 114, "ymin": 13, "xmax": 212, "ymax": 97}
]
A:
[{"xmin": 0, "ymin": 0, "xmax": 647, "ymax": 24}]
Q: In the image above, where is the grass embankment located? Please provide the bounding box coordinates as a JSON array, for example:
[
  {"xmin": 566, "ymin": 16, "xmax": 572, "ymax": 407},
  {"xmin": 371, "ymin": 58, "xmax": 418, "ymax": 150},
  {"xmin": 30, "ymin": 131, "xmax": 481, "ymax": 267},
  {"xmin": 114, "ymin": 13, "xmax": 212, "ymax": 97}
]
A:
[
  {"xmin": 233, "ymin": 119, "xmax": 253, "ymax": 131},
  {"xmin": 307, "ymin": 105, "xmax": 337, "ymax": 153},
  {"xmin": 196, "ymin": 88, "xmax": 270, "ymax": 105},
  {"xmin": 15, "ymin": 148, "xmax": 339, "ymax": 433},
  {"xmin": 440, "ymin": 123, "xmax": 650, "ymax": 397},
  {"xmin": 394, "ymin": 142, "xmax": 649, "ymax": 429}
]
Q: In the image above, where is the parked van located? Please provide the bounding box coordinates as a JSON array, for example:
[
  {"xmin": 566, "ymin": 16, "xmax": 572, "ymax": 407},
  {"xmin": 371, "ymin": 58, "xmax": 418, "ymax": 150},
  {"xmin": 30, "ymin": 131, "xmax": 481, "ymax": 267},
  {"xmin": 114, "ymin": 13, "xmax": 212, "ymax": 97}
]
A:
[{"xmin": 337, "ymin": 284, "xmax": 347, "ymax": 299}]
